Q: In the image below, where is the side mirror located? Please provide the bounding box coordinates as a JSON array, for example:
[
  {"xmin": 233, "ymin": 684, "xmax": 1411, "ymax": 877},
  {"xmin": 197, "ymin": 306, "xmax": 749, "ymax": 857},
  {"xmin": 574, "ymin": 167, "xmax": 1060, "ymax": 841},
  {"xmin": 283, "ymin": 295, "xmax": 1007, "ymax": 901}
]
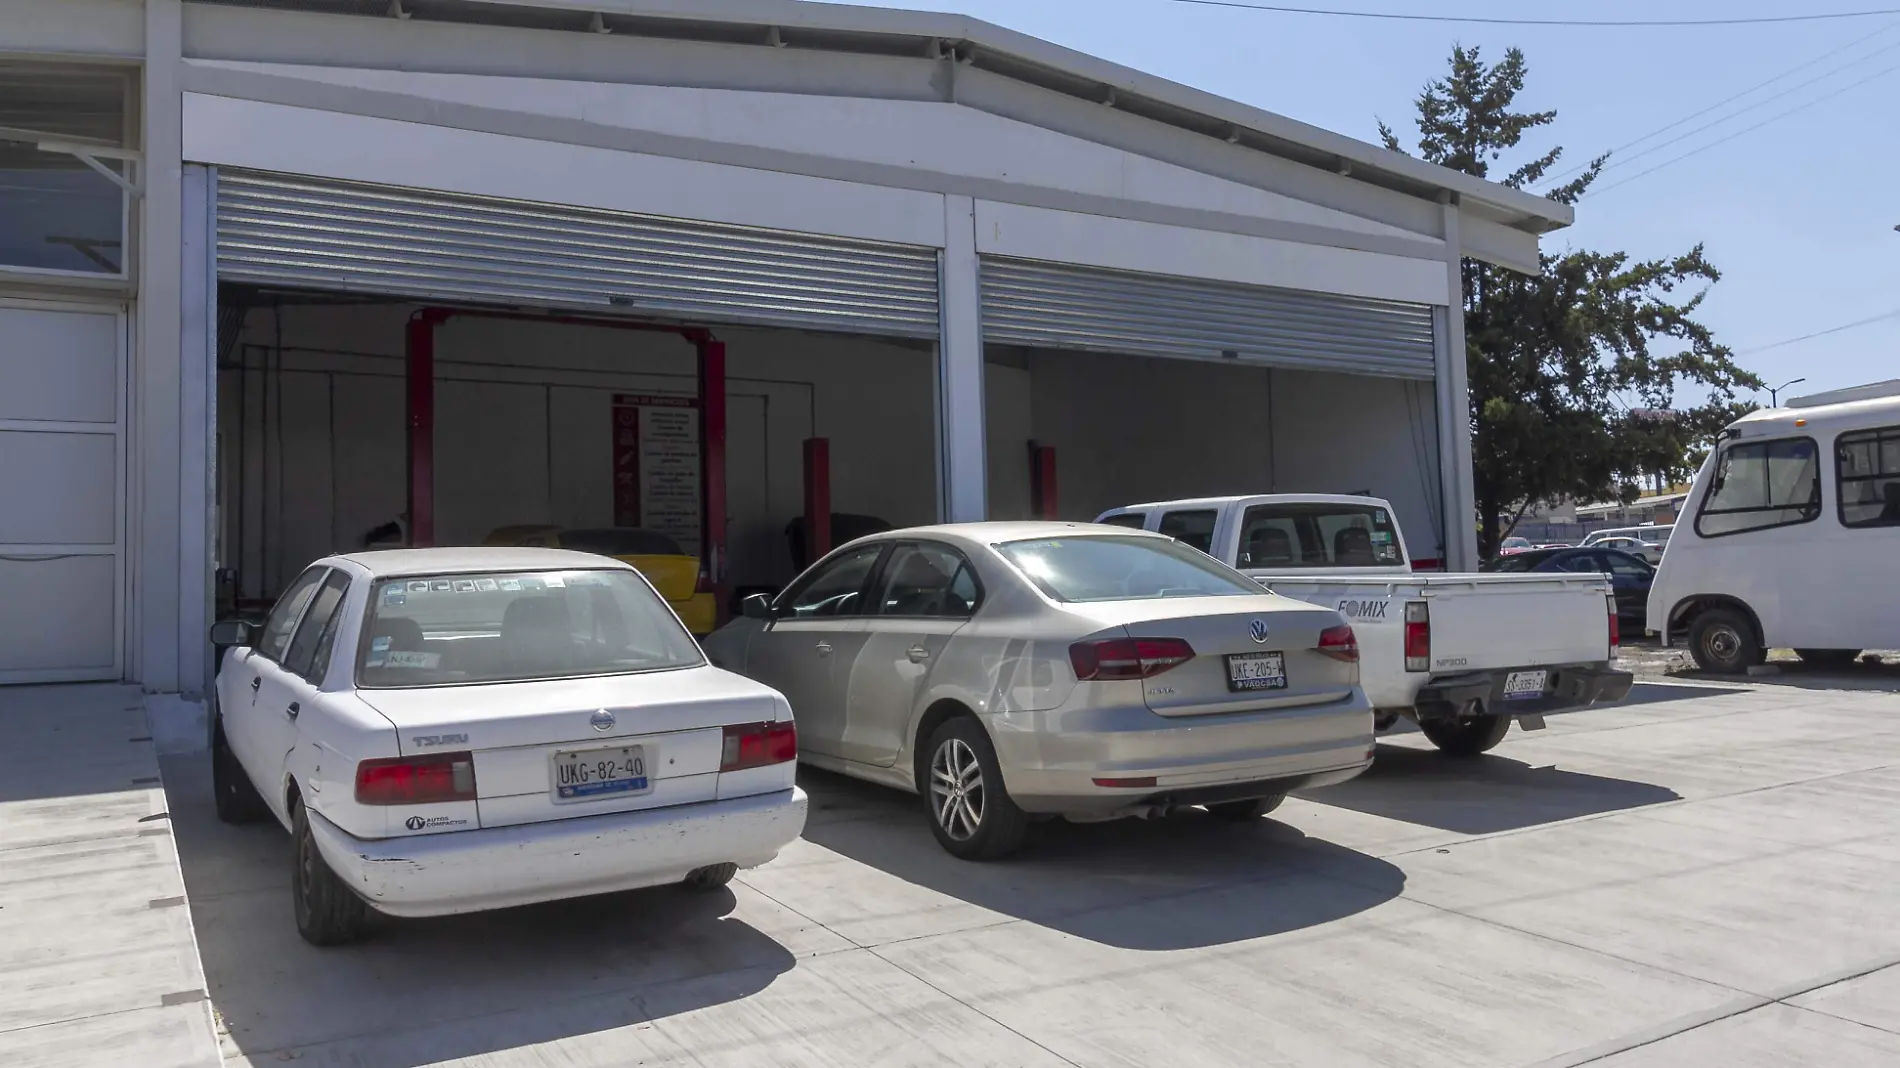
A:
[
  {"xmin": 740, "ymin": 593, "xmax": 774, "ymax": 621},
  {"xmin": 209, "ymin": 619, "xmax": 255, "ymax": 647}
]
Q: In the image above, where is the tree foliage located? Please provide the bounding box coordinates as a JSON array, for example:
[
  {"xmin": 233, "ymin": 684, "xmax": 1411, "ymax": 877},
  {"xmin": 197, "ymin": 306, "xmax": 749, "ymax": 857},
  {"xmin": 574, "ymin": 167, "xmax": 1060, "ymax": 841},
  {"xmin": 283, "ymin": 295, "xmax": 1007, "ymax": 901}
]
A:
[{"xmin": 1380, "ymin": 46, "xmax": 1762, "ymax": 556}]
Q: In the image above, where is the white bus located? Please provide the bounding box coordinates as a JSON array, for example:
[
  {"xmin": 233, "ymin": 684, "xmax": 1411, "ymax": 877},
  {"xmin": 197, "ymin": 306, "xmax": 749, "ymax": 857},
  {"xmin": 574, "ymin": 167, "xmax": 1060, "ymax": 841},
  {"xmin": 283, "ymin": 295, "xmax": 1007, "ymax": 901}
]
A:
[{"xmin": 1649, "ymin": 382, "xmax": 1900, "ymax": 673}]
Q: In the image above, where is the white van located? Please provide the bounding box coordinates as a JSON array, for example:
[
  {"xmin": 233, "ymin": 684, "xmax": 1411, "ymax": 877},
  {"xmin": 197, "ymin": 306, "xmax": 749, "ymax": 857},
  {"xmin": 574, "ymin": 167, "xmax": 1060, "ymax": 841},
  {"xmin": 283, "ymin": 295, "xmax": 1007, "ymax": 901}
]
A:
[
  {"xmin": 1648, "ymin": 383, "xmax": 1900, "ymax": 672},
  {"xmin": 1581, "ymin": 524, "xmax": 1673, "ymax": 549}
]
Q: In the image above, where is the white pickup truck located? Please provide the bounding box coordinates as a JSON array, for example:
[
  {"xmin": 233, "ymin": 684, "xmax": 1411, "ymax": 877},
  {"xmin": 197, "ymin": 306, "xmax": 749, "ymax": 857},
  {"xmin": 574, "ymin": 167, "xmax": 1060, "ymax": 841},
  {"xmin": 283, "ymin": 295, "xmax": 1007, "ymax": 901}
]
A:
[{"xmin": 1096, "ymin": 494, "xmax": 1633, "ymax": 755}]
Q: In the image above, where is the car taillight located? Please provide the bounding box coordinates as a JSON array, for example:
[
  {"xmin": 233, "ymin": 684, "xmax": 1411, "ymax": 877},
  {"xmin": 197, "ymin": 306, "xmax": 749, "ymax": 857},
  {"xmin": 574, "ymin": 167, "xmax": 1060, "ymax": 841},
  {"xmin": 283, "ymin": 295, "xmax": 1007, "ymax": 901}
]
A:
[
  {"xmin": 1404, "ymin": 601, "xmax": 1430, "ymax": 672},
  {"xmin": 1316, "ymin": 624, "xmax": 1359, "ymax": 663},
  {"xmin": 721, "ymin": 721, "xmax": 797, "ymax": 772},
  {"xmin": 1069, "ymin": 638, "xmax": 1195, "ymax": 681},
  {"xmin": 355, "ymin": 752, "xmax": 476, "ymax": 805},
  {"xmin": 1607, "ymin": 594, "xmax": 1620, "ymax": 656}
]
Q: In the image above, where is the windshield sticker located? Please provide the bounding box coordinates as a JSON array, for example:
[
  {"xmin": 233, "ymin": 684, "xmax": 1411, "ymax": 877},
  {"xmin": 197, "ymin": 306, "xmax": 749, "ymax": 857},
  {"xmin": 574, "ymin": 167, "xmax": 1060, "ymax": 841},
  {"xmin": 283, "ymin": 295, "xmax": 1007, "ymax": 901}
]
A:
[
  {"xmin": 382, "ymin": 587, "xmax": 406, "ymax": 607},
  {"xmin": 1374, "ymin": 509, "xmax": 1388, "ymax": 523},
  {"xmin": 431, "ymin": 580, "xmax": 452, "ymax": 593},
  {"xmin": 381, "ymin": 650, "xmax": 441, "ymax": 669},
  {"xmin": 366, "ymin": 635, "xmax": 392, "ymax": 667},
  {"xmin": 475, "ymin": 577, "xmax": 498, "ymax": 592},
  {"xmin": 452, "ymin": 579, "xmax": 476, "ymax": 593},
  {"xmin": 1371, "ymin": 531, "xmax": 1392, "ymax": 543},
  {"xmin": 407, "ymin": 580, "xmax": 430, "ymax": 593},
  {"xmin": 498, "ymin": 577, "xmax": 521, "ymax": 591},
  {"xmin": 542, "ymin": 574, "xmax": 566, "ymax": 588}
]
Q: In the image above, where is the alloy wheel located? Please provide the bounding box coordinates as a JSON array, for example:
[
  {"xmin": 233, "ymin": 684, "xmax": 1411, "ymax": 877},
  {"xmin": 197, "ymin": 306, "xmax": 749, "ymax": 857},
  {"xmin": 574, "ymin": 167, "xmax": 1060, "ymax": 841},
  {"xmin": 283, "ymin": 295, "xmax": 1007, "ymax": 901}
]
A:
[{"xmin": 929, "ymin": 738, "xmax": 986, "ymax": 841}]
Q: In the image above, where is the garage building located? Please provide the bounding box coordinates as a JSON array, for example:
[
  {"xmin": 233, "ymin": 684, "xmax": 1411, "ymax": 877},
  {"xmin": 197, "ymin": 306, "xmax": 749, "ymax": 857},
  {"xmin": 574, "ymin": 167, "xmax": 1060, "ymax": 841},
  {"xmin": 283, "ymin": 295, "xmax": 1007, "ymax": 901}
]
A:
[{"xmin": 0, "ymin": 0, "xmax": 1570, "ymax": 739}]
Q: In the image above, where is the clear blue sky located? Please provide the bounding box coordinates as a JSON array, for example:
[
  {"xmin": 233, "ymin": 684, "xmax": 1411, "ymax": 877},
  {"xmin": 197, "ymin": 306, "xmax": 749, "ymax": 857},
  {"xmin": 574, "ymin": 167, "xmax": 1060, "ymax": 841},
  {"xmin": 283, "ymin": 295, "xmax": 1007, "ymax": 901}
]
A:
[{"xmin": 863, "ymin": 0, "xmax": 1899, "ymax": 403}]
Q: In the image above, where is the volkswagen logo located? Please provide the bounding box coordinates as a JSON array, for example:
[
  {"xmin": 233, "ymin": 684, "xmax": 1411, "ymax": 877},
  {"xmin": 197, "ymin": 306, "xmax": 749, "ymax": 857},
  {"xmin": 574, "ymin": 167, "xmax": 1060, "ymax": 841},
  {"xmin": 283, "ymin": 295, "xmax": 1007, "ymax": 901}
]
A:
[
  {"xmin": 1248, "ymin": 619, "xmax": 1270, "ymax": 644},
  {"xmin": 590, "ymin": 709, "xmax": 616, "ymax": 732}
]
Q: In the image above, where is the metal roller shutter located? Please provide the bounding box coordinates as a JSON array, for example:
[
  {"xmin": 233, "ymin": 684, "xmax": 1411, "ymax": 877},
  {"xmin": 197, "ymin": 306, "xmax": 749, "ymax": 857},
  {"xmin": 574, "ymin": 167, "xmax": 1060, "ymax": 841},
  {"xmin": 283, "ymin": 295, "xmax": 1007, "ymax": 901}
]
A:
[
  {"xmin": 981, "ymin": 257, "xmax": 1436, "ymax": 379},
  {"xmin": 216, "ymin": 170, "xmax": 940, "ymax": 338}
]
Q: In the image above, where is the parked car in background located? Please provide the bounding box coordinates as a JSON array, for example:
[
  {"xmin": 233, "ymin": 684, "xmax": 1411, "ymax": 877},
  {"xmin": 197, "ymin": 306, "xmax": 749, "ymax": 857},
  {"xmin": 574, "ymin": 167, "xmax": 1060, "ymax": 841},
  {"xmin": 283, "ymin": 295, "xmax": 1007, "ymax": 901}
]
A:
[
  {"xmin": 1098, "ymin": 495, "xmax": 1631, "ymax": 756},
  {"xmin": 483, "ymin": 526, "xmax": 716, "ymax": 635},
  {"xmin": 1650, "ymin": 386, "xmax": 1900, "ymax": 673},
  {"xmin": 1586, "ymin": 535, "xmax": 1664, "ymax": 565},
  {"xmin": 207, "ymin": 548, "xmax": 807, "ymax": 945},
  {"xmin": 1482, "ymin": 546, "xmax": 1653, "ymax": 627},
  {"xmin": 1497, "ymin": 536, "xmax": 1534, "ymax": 555},
  {"xmin": 1582, "ymin": 523, "xmax": 1674, "ymax": 549},
  {"xmin": 704, "ymin": 522, "xmax": 1373, "ymax": 859}
]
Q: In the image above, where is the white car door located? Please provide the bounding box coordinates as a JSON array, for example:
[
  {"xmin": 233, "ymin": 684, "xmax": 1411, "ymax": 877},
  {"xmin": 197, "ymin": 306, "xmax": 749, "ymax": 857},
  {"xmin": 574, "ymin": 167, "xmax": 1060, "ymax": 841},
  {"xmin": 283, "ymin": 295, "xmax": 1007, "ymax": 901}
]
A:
[
  {"xmin": 224, "ymin": 567, "xmax": 328, "ymax": 790},
  {"xmin": 746, "ymin": 543, "xmax": 885, "ymax": 758}
]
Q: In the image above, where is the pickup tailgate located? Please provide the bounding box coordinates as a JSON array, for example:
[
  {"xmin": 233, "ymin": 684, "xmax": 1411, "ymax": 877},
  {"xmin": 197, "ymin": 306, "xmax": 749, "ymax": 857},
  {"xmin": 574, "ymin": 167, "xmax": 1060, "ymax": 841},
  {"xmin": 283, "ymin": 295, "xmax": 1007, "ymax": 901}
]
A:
[{"xmin": 1254, "ymin": 572, "xmax": 1613, "ymax": 703}]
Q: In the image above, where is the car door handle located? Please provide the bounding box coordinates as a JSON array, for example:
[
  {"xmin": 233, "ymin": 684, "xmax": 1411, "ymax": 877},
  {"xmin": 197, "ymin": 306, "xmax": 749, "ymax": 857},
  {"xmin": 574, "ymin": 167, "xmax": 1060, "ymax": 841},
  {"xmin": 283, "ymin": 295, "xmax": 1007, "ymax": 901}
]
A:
[
  {"xmin": 906, "ymin": 645, "xmax": 931, "ymax": 663},
  {"xmin": 815, "ymin": 642, "xmax": 833, "ymax": 657},
  {"xmin": 285, "ymin": 702, "xmax": 299, "ymax": 720},
  {"xmin": 250, "ymin": 676, "xmax": 261, "ymax": 692}
]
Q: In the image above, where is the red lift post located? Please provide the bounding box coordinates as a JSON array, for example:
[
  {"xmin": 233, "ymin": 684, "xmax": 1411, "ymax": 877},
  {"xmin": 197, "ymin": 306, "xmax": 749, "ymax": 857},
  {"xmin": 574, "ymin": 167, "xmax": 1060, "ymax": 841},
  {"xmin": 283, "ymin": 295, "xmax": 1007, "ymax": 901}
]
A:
[
  {"xmin": 1028, "ymin": 442, "xmax": 1059, "ymax": 520},
  {"xmin": 803, "ymin": 437, "xmax": 831, "ymax": 566},
  {"xmin": 404, "ymin": 308, "xmax": 731, "ymax": 622}
]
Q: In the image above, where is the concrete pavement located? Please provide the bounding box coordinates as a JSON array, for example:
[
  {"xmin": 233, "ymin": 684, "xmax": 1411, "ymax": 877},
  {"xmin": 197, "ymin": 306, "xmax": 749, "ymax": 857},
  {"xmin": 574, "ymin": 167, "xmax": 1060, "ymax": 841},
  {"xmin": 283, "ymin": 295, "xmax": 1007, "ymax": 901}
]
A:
[
  {"xmin": 9, "ymin": 670, "xmax": 1900, "ymax": 1066},
  {"xmin": 0, "ymin": 685, "xmax": 221, "ymax": 1068}
]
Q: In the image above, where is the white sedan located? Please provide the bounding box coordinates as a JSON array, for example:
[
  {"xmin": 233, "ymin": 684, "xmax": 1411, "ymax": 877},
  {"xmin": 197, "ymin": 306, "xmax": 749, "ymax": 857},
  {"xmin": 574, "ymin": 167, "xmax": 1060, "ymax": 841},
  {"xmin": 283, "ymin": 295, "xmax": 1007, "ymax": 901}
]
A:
[{"xmin": 207, "ymin": 547, "xmax": 807, "ymax": 945}]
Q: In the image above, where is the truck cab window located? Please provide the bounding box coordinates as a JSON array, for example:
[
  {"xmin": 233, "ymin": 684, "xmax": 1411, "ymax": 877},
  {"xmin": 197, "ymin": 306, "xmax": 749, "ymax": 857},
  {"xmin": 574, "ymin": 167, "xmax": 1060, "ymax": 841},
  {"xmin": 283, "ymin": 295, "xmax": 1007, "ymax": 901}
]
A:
[
  {"xmin": 1695, "ymin": 437, "xmax": 1820, "ymax": 537},
  {"xmin": 1156, "ymin": 509, "xmax": 1218, "ymax": 554}
]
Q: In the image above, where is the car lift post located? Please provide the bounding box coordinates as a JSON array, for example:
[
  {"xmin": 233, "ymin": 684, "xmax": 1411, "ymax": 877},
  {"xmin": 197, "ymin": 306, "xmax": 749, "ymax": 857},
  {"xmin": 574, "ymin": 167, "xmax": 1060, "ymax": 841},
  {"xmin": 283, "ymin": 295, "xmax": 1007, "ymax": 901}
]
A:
[
  {"xmin": 1029, "ymin": 442, "xmax": 1059, "ymax": 520},
  {"xmin": 404, "ymin": 308, "xmax": 728, "ymax": 622},
  {"xmin": 803, "ymin": 438, "xmax": 831, "ymax": 566}
]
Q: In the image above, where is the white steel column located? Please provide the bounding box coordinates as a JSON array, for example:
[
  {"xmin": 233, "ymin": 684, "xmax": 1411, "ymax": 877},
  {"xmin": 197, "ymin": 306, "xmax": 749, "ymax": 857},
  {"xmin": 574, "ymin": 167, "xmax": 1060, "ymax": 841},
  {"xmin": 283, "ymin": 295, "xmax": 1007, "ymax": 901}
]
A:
[
  {"xmin": 178, "ymin": 165, "xmax": 215, "ymax": 699},
  {"xmin": 1434, "ymin": 201, "xmax": 1477, "ymax": 571},
  {"xmin": 136, "ymin": 0, "xmax": 185, "ymax": 691},
  {"xmin": 937, "ymin": 194, "xmax": 987, "ymax": 522}
]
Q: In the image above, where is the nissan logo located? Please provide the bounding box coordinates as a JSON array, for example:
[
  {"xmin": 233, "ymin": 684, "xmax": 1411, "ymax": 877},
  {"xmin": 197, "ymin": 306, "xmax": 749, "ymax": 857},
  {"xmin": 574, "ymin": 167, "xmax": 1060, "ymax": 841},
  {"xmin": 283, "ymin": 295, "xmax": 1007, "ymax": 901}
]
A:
[
  {"xmin": 1248, "ymin": 619, "xmax": 1270, "ymax": 644},
  {"xmin": 590, "ymin": 709, "xmax": 616, "ymax": 732}
]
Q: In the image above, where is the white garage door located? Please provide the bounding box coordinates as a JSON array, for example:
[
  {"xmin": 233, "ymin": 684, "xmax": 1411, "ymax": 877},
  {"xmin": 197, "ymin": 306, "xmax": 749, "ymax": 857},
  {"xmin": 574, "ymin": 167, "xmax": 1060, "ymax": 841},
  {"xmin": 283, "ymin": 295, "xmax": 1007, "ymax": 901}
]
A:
[{"xmin": 0, "ymin": 301, "xmax": 123, "ymax": 684}]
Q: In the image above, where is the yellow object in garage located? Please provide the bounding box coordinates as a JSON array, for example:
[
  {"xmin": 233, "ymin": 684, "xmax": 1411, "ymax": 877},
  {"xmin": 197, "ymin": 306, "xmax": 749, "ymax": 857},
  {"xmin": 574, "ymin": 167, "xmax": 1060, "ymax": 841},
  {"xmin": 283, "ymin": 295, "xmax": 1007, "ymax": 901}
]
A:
[{"xmin": 481, "ymin": 525, "xmax": 717, "ymax": 636}]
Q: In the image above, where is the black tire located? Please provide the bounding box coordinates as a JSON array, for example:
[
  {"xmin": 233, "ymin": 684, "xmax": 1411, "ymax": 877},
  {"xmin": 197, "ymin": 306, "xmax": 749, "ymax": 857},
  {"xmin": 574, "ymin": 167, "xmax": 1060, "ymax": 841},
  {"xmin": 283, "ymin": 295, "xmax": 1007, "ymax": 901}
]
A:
[
  {"xmin": 1420, "ymin": 712, "xmax": 1512, "ymax": 757},
  {"xmin": 1688, "ymin": 608, "xmax": 1765, "ymax": 674},
  {"xmin": 921, "ymin": 717, "xmax": 1030, "ymax": 861},
  {"xmin": 1205, "ymin": 793, "xmax": 1287, "ymax": 822},
  {"xmin": 682, "ymin": 863, "xmax": 737, "ymax": 890},
  {"xmin": 291, "ymin": 801, "xmax": 370, "ymax": 946},
  {"xmin": 211, "ymin": 716, "xmax": 269, "ymax": 825},
  {"xmin": 1795, "ymin": 648, "xmax": 1861, "ymax": 668}
]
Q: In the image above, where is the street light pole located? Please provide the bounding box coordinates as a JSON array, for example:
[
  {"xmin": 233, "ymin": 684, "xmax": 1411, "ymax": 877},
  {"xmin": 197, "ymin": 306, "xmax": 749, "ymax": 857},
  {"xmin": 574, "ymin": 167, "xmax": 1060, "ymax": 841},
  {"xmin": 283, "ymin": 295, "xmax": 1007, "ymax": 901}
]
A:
[{"xmin": 1769, "ymin": 377, "xmax": 1807, "ymax": 406}]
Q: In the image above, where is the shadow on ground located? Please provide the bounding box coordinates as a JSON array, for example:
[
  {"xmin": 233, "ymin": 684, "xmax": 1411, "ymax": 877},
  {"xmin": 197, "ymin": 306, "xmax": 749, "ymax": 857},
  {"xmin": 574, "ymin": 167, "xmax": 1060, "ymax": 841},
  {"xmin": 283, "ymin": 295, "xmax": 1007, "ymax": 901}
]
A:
[
  {"xmin": 797, "ymin": 767, "xmax": 1403, "ymax": 951},
  {"xmin": 1301, "ymin": 744, "xmax": 1680, "ymax": 835},
  {"xmin": 1619, "ymin": 681, "xmax": 1753, "ymax": 705},
  {"xmin": 162, "ymin": 754, "xmax": 793, "ymax": 1068},
  {"xmin": 1679, "ymin": 657, "xmax": 1900, "ymax": 694}
]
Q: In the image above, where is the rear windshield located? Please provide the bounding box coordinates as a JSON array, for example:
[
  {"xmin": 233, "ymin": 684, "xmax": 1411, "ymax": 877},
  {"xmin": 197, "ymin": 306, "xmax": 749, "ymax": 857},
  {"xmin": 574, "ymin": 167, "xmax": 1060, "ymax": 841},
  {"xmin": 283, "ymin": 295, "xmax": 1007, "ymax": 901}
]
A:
[
  {"xmin": 558, "ymin": 528, "xmax": 686, "ymax": 557},
  {"xmin": 996, "ymin": 535, "xmax": 1262, "ymax": 603},
  {"xmin": 1236, "ymin": 502, "xmax": 1405, "ymax": 568},
  {"xmin": 357, "ymin": 569, "xmax": 703, "ymax": 688}
]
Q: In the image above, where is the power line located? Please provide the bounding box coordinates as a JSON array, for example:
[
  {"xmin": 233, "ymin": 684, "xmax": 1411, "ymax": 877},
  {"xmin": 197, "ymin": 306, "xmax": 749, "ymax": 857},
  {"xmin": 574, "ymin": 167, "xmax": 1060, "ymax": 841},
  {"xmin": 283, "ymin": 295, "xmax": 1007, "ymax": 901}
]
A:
[
  {"xmin": 1156, "ymin": 1, "xmax": 1900, "ymax": 27},
  {"xmin": 1584, "ymin": 58, "xmax": 1900, "ymax": 197},
  {"xmin": 1587, "ymin": 34, "xmax": 1900, "ymax": 179},
  {"xmin": 1542, "ymin": 20, "xmax": 1900, "ymax": 187},
  {"xmin": 1736, "ymin": 307, "xmax": 1900, "ymax": 355}
]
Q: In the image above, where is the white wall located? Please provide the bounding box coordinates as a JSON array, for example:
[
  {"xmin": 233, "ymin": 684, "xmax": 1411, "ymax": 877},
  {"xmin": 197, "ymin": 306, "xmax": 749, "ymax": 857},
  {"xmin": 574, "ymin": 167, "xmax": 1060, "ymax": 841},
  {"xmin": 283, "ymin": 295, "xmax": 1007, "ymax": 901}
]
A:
[
  {"xmin": 985, "ymin": 348, "xmax": 1445, "ymax": 562},
  {"xmin": 219, "ymin": 305, "xmax": 939, "ymax": 598}
]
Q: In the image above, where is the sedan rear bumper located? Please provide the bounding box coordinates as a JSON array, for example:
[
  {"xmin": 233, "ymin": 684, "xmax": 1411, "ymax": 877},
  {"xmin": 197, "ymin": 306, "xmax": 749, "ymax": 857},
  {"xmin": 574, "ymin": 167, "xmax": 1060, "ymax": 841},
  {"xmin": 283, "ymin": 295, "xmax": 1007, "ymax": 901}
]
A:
[
  {"xmin": 306, "ymin": 787, "xmax": 807, "ymax": 918},
  {"xmin": 989, "ymin": 691, "xmax": 1374, "ymax": 818}
]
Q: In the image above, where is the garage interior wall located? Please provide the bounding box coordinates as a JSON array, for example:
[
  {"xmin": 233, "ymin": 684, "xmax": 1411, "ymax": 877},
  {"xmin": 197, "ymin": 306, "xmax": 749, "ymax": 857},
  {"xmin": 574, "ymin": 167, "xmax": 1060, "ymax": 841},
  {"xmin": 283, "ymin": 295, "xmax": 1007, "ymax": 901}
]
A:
[
  {"xmin": 984, "ymin": 348, "xmax": 1445, "ymax": 560},
  {"xmin": 218, "ymin": 303, "xmax": 938, "ymax": 599}
]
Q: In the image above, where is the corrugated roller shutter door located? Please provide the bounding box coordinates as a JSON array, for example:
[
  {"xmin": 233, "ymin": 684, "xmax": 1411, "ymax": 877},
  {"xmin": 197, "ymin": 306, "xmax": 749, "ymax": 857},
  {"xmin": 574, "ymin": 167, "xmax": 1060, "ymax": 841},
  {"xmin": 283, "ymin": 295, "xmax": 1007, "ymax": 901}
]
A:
[
  {"xmin": 216, "ymin": 170, "xmax": 939, "ymax": 338},
  {"xmin": 981, "ymin": 257, "xmax": 1437, "ymax": 379}
]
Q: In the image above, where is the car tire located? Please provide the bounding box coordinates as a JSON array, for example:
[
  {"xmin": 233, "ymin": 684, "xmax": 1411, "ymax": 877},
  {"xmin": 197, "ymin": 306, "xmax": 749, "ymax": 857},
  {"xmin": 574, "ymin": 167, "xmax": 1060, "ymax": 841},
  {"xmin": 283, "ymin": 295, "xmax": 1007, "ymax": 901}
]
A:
[
  {"xmin": 1795, "ymin": 648, "xmax": 1861, "ymax": 668},
  {"xmin": 921, "ymin": 717, "xmax": 1029, "ymax": 861},
  {"xmin": 291, "ymin": 801, "xmax": 371, "ymax": 946},
  {"xmin": 211, "ymin": 717, "xmax": 269, "ymax": 825},
  {"xmin": 1688, "ymin": 608, "xmax": 1765, "ymax": 674},
  {"xmin": 1420, "ymin": 712, "xmax": 1511, "ymax": 757},
  {"xmin": 681, "ymin": 863, "xmax": 737, "ymax": 891},
  {"xmin": 1204, "ymin": 793, "xmax": 1286, "ymax": 822}
]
